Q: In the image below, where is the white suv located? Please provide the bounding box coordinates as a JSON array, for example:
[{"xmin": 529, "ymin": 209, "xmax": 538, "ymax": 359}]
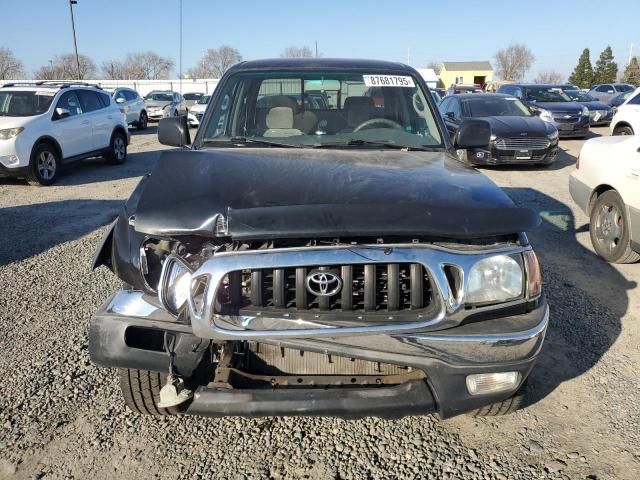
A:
[
  {"xmin": 107, "ymin": 87, "xmax": 147, "ymax": 130},
  {"xmin": 0, "ymin": 82, "xmax": 129, "ymax": 186},
  {"xmin": 610, "ymin": 87, "xmax": 640, "ymax": 136}
]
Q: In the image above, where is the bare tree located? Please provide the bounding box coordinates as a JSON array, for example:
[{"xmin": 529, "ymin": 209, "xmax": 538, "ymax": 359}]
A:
[
  {"xmin": 189, "ymin": 46, "xmax": 242, "ymax": 78},
  {"xmin": 426, "ymin": 61, "xmax": 441, "ymax": 75},
  {"xmin": 533, "ymin": 70, "xmax": 564, "ymax": 84},
  {"xmin": 121, "ymin": 52, "xmax": 174, "ymax": 80},
  {"xmin": 0, "ymin": 47, "xmax": 25, "ymax": 80},
  {"xmin": 494, "ymin": 43, "xmax": 535, "ymax": 81},
  {"xmin": 34, "ymin": 53, "xmax": 96, "ymax": 80},
  {"xmin": 101, "ymin": 59, "xmax": 126, "ymax": 80},
  {"xmin": 281, "ymin": 46, "xmax": 313, "ymax": 58}
]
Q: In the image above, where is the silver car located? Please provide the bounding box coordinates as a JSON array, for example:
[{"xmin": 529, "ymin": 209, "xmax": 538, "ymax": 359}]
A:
[
  {"xmin": 588, "ymin": 83, "xmax": 635, "ymax": 103},
  {"xmin": 106, "ymin": 87, "xmax": 147, "ymax": 130},
  {"xmin": 143, "ymin": 90, "xmax": 188, "ymax": 122},
  {"xmin": 183, "ymin": 92, "xmax": 204, "ymax": 109}
]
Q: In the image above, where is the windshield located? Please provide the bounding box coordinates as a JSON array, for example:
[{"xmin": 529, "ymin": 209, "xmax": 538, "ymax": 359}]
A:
[
  {"xmin": 0, "ymin": 90, "xmax": 55, "ymax": 117},
  {"xmin": 200, "ymin": 71, "xmax": 442, "ymax": 150},
  {"xmin": 184, "ymin": 93, "xmax": 202, "ymax": 100},
  {"xmin": 566, "ymin": 90, "xmax": 595, "ymax": 102},
  {"xmin": 144, "ymin": 92, "xmax": 173, "ymax": 102},
  {"xmin": 465, "ymin": 97, "xmax": 531, "ymax": 117},
  {"xmin": 524, "ymin": 87, "xmax": 571, "ymax": 103},
  {"xmin": 196, "ymin": 95, "xmax": 211, "ymax": 105}
]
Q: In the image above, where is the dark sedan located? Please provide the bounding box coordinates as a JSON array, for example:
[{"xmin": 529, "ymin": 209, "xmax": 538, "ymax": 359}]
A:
[
  {"xmin": 564, "ymin": 90, "xmax": 613, "ymax": 126},
  {"xmin": 608, "ymin": 90, "xmax": 635, "ymax": 113},
  {"xmin": 439, "ymin": 93, "xmax": 559, "ymax": 166}
]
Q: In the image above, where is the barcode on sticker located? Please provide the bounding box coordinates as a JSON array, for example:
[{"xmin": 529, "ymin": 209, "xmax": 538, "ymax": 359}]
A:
[{"xmin": 363, "ymin": 75, "xmax": 415, "ymax": 88}]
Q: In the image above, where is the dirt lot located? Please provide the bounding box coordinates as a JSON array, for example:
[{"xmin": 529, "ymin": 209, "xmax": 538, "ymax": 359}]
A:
[{"xmin": 0, "ymin": 126, "xmax": 638, "ymax": 480}]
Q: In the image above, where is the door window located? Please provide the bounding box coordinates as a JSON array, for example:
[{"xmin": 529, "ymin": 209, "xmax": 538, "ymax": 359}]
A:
[
  {"xmin": 596, "ymin": 85, "xmax": 611, "ymax": 93},
  {"xmin": 56, "ymin": 91, "xmax": 83, "ymax": 116},
  {"xmin": 114, "ymin": 90, "xmax": 127, "ymax": 103},
  {"xmin": 124, "ymin": 90, "xmax": 137, "ymax": 101},
  {"xmin": 627, "ymin": 92, "xmax": 640, "ymax": 105},
  {"xmin": 77, "ymin": 90, "xmax": 103, "ymax": 112}
]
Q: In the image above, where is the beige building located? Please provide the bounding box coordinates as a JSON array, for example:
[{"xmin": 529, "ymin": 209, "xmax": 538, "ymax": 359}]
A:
[{"xmin": 439, "ymin": 61, "xmax": 494, "ymax": 89}]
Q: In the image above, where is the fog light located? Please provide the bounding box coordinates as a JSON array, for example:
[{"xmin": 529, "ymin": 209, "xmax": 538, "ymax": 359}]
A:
[
  {"xmin": 0, "ymin": 155, "xmax": 20, "ymax": 167},
  {"xmin": 466, "ymin": 372, "xmax": 520, "ymax": 396}
]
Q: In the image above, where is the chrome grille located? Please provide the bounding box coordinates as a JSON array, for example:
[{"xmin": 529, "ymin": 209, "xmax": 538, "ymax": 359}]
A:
[
  {"xmin": 495, "ymin": 137, "xmax": 551, "ymax": 150},
  {"xmin": 216, "ymin": 263, "xmax": 432, "ymax": 315}
]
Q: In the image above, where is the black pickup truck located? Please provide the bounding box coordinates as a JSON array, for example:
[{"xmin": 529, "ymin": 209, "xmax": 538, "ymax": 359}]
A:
[{"xmin": 89, "ymin": 58, "xmax": 547, "ymax": 419}]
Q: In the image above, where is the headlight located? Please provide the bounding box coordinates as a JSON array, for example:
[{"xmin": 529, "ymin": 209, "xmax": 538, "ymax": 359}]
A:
[
  {"xmin": 547, "ymin": 129, "xmax": 559, "ymax": 140},
  {"xmin": 159, "ymin": 255, "xmax": 194, "ymax": 314},
  {"xmin": 582, "ymin": 106, "xmax": 589, "ymax": 117},
  {"xmin": 0, "ymin": 127, "xmax": 24, "ymax": 140},
  {"xmin": 490, "ymin": 134, "xmax": 497, "ymax": 142},
  {"xmin": 538, "ymin": 109, "xmax": 554, "ymax": 123},
  {"xmin": 466, "ymin": 254, "xmax": 523, "ymax": 305}
]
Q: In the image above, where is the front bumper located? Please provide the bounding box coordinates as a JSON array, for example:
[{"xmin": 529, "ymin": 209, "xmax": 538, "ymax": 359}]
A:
[
  {"xmin": 89, "ymin": 289, "xmax": 549, "ymax": 418},
  {"xmin": 552, "ymin": 116, "xmax": 590, "ymax": 137},
  {"xmin": 467, "ymin": 144, "xmax": 559, "ymax": 166}
]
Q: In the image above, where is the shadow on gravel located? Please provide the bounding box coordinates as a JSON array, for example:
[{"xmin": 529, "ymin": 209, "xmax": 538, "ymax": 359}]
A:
[
  {"xmin": 0, "ymin": 199, "xmax": 121, "ymax": 266},
  {"xmin": 503, "ymin": 183, "xmax": 634, "ymax": 408},
  {"xmin": 130, "ymin": 125, "xmax": 158, "ymax": 136}
]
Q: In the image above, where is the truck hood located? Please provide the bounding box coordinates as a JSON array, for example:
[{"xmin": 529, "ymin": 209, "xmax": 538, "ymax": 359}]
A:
[{"xmin": 133, "ymin": 148, "xmax": 539, "ymax": 240}]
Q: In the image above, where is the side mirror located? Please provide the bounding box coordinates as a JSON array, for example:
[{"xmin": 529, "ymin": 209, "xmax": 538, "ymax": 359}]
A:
[
  {"xmin": 115, "ymin": 97, "xmax": 125, "ymax": 104},
  {"xmin": 54, "ymin": 107, "xmax": 71, "ymax": 120},
  {"xmin": 445, "ymin": 111, "xmax": 456, "ymax": 120},
  {"xmin": 608, "ymin": 90, "xmax": 614, "ymax": 94},
  {"xmin": 158, "ymin": 116, "xmax": 191, "ymax": 147},
  {"xmin": 455, "ymin": 119, "xmax": 491, "ymax": 149}
]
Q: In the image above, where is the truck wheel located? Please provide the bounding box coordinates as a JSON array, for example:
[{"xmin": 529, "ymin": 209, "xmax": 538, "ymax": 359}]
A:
[
  {"xmin": 590, "ymin": 190, "xmax": 640, "ymax": 264},
  {"xmin": 469, "ymin": 381, "xmax": 527, "ymax": 416},
  {"xmin": 118, "ymin": 368, "xmax": 182, "ymax": 416}
]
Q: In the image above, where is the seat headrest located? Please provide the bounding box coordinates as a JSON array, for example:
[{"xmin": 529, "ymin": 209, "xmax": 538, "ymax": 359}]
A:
[
  {"xmin": 266, "ymin": 107, "xmax": 294, "ymax": 129},
  {"xmin": 343, "ymin": 96, "xmax": 376, "ymax": 127}
]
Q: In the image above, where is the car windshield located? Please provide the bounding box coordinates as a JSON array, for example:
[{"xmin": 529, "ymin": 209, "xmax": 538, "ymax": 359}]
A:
[
  {"xmin": 0, "ymin": 90, "xmax": 55, "ymax": 117},
  {"xmin": 616, "ymin": 84, "xmax": 635, "ymax": 93},
  {"xmin": 524, "ymin": 87, "xmax": 571, "ymax": 103},
  {"xmin": 184, "ymin": 93, "xmax": 202, "ymax": 100},
  {"xmin": 144, "ymin": 92, "xmax": 173, "ymax": 101},
  {"xmin": 565, "ymin": 90, "xmax": 595, "ymax": 102},
  {"xmin": 464, "ymin": 97, "xmax": 531, "ymax": 117},
  {"xmin": 196, "ymin": 95, "xmax": 211, "ymax": 105},
  {"xmin": 200, "ymin": 71, "xmax": 443, "ymax": 150}
]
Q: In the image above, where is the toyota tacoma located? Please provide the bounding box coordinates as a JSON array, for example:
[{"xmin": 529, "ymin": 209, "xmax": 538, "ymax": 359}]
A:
[{"xmin": 89, "ymin": 59, "xmax": 547, "ymax": 419}]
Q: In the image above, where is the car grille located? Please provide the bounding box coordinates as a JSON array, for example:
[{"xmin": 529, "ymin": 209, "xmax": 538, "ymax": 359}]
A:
[
  {"xmin": 215, "ymin": 263, "xmax": 433, "ymax": 316},
  {"xmin": 553, "ymin": 113, "xmax": 581, "ymax": 123},
  {"xmin": 495, "ymin": 137, "xmax": 550, "ymax": 150}
]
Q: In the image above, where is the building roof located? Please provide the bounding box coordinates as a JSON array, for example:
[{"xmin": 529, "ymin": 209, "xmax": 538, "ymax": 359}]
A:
[{"xmin": 442, "ymin": 61, "xmax": 493, "ymax": 72}]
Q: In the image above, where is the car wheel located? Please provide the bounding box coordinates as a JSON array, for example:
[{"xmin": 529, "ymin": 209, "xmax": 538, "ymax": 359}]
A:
[
  {"xmin": 118, "ymin": 368, "xmax": 183, "ymax": 416},
  {"xmin": 589, "ymin": 190, "xmax": 640, "ymax": 264},
  {"xmin": 137, "ymin": 111, "xmax": 147, "ymax": 130},
  {"xmin": 613, "ymin": 125, "xmax": 634, "ymax": 136},
  {"xmin": 106, "ymin": 131, "xmax": 127, "ymax": 164},
  {"xmin": 26, "ymin": 143, "xmax": 59, "ymax": 186}
]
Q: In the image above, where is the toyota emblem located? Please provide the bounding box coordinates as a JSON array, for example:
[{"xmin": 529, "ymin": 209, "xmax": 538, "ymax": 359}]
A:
[{"xmin": 306, "ymin": 270, "xmax": 343, "ymax": 297}]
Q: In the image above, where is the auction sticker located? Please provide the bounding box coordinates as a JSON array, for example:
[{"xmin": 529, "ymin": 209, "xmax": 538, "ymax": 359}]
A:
[{"xmin": 363, "ymin": 75, "xmax": 415, "ymax": 87}]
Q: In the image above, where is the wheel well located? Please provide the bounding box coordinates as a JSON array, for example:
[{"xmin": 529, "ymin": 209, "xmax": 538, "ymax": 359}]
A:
[
  {"xmin": 588, "ymin": 184, "xmax": 615, "ymax": 214},
  {"xmin": 32, "ymin": 137, "xmax": 62, "ymax": 163},
  {"xmin": 112, "ymin": 126, "xmax": 128, "ymax": 141},
  {"xmin": 613, "ymin": 121, "xmax": 633, "ymax": 133}
]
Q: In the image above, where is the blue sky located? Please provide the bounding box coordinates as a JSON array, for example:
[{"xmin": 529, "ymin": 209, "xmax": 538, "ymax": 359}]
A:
[{"xmin": 3, "ymin": 0, "xmax": 639, "ymax": 80}]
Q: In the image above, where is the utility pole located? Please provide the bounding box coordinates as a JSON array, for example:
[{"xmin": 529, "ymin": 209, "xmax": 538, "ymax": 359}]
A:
[
  {"xmin": 407, "ymin": 47, "xmax": 410, "ymax": 65},
  {"xmin": 179, "ymin": 0, "xmax": 183, "ymax": 93},
  {"xmin": 629, "ymin": 43, "xmax": 634, "ymax": 66},
  {"xmin": 69, "ymin": 0, "xmax": 81, "ymax": 80},
  {"xmin": 315, "ymin": 40, "xmax": 318, "ymax": 57}
]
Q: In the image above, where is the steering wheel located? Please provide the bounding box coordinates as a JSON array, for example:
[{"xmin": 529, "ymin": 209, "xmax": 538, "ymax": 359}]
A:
[{"xmin": 353, "ymin": 118, "xmax": 403, "ymax": 132}]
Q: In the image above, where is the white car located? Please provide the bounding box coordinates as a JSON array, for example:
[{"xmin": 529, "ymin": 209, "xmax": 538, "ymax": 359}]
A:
[
  {"xmin": 187, "ymin": 94, "xmax": 210, "ymax": 127},
  {"xmin": 570, "ymin": 135, "xmax": 640, "ymax": 263},
  {"xmin": 0, "ymin": 82, "xmax": 129, "ymax": 186},
  {"xmin": 610, "ymin": 87, "xmax": 640, "ymax": 136},
  {"xmin": 106, "ymin": 87, "xmax": 147, "ymax": 130}
]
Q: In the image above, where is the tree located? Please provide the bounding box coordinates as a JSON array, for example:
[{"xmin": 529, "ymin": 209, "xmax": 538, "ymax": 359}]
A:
[
  {"xmin": 34, "ymin": 53, "xmax": 96, "ymax": 80},
  {"xmin": 101, "ymin": 59, "xmax": 126, "ymax": 80},
  {"xmin": 494, "ymin": 43, "xmax": 535, "ymax": 81},
  {"xmin": 593, "ymin": 46, "xmax": 618, "ymax": 84},
  {"xmin": 621, "ymin": 57, "xmax": 640, "ymax": 85},
  {"xmin": 568, "ymin": 48, "xmax": 595, "ymax": 89},
  {"xmin": 281, "ymin": 46, "xmax": 313, "ymax": 58},
  {"xmin": 0, "ymin": 47, "xmax": 25, "ymax": 80},
  {"xmin": 189, "ymin": 46, "xmax": 242, "ymax": 78},
  {"xmin": 534, "ymin": 70, "xmax": 564, "ymax": 84},
  {"xmin": 426, "ymin": 61, "xmax": 441, "ymax": 75},
  {"xmin": 122, "ymin": 52, "xmax": 174, "ymax": 79}
]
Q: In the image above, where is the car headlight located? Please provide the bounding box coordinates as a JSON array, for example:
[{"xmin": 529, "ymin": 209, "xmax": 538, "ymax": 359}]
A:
[
  {"xmin": 582, "ymin": 106, "xmax": 589, "ymax": 117},
  {"xmin": 490, "ymin": 134, "xmax": 497, "ymax": 142},
  {"xmin": 466, "ymin": 254, "xmax": 524, "ymax": 305},
  {"xmin": 159, "ymin": 255, "xmax": 194, "ymax": 314},
  {"xmin": 547, "ymin": 129, "xmax": 559, "ymax": 140},
  {"xmin": 0, "ymin": 127, "xmax": 24, "ymax": 140},
  {"xmin": 538, "ymin": 109, "xmax": 554, "ymax": 123}
]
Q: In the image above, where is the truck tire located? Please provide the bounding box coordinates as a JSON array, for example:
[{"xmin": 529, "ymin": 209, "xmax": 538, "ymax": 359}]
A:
[
  {"xmin": 118, "ymin": 368, "xmax": 182, "ymax": 416},
  {"xmin": 469, "ymin": 381, "xmax": 527, "ymax": 417}
]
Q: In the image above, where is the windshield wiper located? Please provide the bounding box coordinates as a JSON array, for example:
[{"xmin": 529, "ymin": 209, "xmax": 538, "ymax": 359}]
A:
[
  {"xmin": 310, "ymin": 139, "xmax": 440, "ymax": 151},
  {"xmin": 202, "ymin": 137, "xmax": 302, "ymax": 148}
]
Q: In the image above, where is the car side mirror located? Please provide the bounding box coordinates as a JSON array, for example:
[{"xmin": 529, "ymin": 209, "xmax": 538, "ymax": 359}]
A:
[
  {"xmin": 455, "ymin": 119, "xmax": 491, "ymax": 149},
  {"xmin": 445, "ymin": 111, "xmax": 457, "ymax": 120},
  {"xmin": 158, "ymin": 116, "xmax": 191, "ymax": 147},
  {"xmin": 608, "ymin": 90, "xmax": 614, "ymax": 94},
  {"xmin": 115, "ymin": 97, "xmax": 125, "ymax": 104},
  {"xmin": 54, "ymin": 107, "xmax": 71, "ymax": 120}
]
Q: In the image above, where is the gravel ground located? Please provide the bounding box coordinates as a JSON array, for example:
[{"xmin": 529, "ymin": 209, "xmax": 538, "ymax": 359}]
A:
[{"xmin": 0, "ymin": 126, "xmax": 639, "ymax": 480}]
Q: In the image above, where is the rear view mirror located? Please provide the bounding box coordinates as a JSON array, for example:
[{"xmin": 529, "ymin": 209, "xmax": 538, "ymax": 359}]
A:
[
  {"xmin": 158, "ymin": 116, "xmax": 191, "ymax": 147},
  {"xmin": 54, "ymin": 107, "xmax": 70, "ymax": 120},
  {"xmin": 455, "ymin": 119, "xmax": 491, "ymax": 149}
]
